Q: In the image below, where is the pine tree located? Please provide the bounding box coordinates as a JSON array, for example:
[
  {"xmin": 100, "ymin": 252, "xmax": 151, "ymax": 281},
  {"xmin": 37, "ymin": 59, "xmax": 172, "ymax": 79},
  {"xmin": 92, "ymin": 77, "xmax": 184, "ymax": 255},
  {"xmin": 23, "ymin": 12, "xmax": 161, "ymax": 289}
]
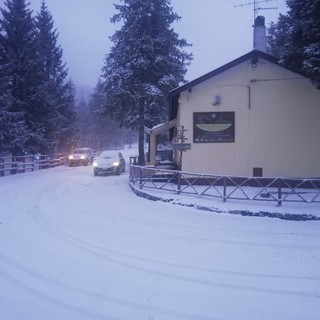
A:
[
  {"xmin": 266, "ymin": 14, "xmax": 291, "ymax": 59},
  {"xmin": 267, "ymin": 0, "xmax": 320, "ymax": 87},
  {"xmin": 0, "ymin": 20, "xmax": 26, "ymax": 154},
  {"xmin": 295, "ymin": 0, "xmax": 320, "ymax": 88},
  {"xmin": 34, "ymin": 1, "xmax": 76, "ymax": 153},
  {"xmin": 0, "ymin": 0, "xmax": 76, "ymax": 155},
  {"xmin": 86, "ymin": 80, "xmax": 109, "ymax": 149},
  {"xmin": 101, "ymin": 0, "xmax": 192, "ymax": 164},
  {"xmin": 0, "ymin": 0, "xmax": 43, "ymax": 154},
  {"xmin": 53, "ymin": 79, "xmax": 76, "ymax": 153}
]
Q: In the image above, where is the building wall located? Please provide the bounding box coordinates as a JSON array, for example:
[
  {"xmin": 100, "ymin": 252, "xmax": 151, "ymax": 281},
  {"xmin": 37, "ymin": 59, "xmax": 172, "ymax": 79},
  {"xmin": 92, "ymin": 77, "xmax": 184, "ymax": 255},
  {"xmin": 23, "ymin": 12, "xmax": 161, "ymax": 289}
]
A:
[{"xmin": 177, "ymin": 58, "xmax": 320, "ymax": 177}]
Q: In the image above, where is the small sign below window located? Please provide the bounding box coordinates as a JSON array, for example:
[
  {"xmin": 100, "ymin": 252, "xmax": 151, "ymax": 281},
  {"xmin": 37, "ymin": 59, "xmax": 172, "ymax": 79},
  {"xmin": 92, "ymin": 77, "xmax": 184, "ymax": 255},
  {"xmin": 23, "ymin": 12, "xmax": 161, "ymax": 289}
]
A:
[{"xmin": 253, "ymin": 167, "xmax": 263, "ymax": 177}]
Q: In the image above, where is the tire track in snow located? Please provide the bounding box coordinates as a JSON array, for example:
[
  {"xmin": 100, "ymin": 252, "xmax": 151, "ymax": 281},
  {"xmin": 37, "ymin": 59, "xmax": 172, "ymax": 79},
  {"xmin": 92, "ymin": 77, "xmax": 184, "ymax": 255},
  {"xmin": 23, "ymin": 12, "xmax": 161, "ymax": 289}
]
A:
[
  {"xmin": 0, "ymin": 251, "xmax": 218, "ymax": 320},
  {"xmin": 39, "ymin": 175, "xmax": 320, "ymax": 252},
  {"xmin": 29, "ymin": 198, "xmax": 320, "ymax": 299}
]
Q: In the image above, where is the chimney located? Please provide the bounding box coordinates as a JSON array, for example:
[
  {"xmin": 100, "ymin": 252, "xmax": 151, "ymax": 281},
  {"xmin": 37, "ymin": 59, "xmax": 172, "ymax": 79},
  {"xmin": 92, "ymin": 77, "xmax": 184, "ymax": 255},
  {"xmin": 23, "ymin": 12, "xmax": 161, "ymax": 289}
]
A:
[{"xmin": 253, "ymin": 16, "xmax": 267, "ymax": 52}]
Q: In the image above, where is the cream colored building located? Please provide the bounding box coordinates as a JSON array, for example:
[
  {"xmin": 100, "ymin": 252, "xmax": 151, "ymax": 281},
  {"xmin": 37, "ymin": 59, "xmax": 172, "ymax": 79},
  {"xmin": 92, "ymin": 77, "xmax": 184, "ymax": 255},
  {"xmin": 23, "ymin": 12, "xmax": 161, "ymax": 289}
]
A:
[{"xmin": 149, "ymin": 50, "xmax": 320, "ymax": 178}]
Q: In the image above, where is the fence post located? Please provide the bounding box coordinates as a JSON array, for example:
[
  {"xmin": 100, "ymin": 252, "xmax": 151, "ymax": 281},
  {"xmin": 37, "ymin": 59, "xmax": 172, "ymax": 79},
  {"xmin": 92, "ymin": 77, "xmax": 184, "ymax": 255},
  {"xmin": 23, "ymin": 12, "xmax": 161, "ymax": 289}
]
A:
[
  {"xmin": 0, "ymin": 158, "xmax": 3, "ymax": 177},
  {"xmin": 223, "ymin": 176, "xmax": 227, "ymax": 202},
  {"xmin": 177, "ymin": 171, "xmax": 181, "ymax": 194},
  {"xmin": 277, "ymin": 178, "xmax": 282, "ymax": 206},
  {"xmin": 139, "ymin": 166, "xmax": 143, "ymax": 189},
  {"xmin": 11, "ymin": 157, "xmax": 17, "ymax": 175}
]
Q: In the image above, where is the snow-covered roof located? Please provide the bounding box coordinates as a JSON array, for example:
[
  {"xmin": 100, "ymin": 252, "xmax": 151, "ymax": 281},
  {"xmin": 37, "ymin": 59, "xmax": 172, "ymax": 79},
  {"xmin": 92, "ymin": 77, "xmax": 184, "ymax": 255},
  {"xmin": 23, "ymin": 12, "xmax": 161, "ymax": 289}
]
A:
[{"xmin": 144, "ymin": 119, "xmax": 177, "ymax": 135}]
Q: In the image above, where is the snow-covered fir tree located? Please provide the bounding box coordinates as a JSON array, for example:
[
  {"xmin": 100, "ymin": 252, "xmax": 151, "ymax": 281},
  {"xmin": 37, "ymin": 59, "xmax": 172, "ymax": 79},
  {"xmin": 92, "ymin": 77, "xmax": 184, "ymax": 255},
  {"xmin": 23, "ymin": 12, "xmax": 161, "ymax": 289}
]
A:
[
  {"xmin": 0, "ymin": 0, "xmax": 42, "ymax": 154},
  {"xmin": 267, "ymin": 0, "xmax": 320, "ymax": 88},
  {"xmin": 0, "ymin": 18, "xmax": 27, "ymax": 155},
  {"xmin": 35, "ymin": 1, "xmax": 76, "ymax": 153},
  {"xmin": 266, "ymin": 14, "xmax": 291, "ymax": 61},
  {"xmin": 101, "ymin": 0, "xmax": 192, "ymax": 164},
  {"xmin": 0, "ymin": 0, "xmax": 75, "ymax": 155}
]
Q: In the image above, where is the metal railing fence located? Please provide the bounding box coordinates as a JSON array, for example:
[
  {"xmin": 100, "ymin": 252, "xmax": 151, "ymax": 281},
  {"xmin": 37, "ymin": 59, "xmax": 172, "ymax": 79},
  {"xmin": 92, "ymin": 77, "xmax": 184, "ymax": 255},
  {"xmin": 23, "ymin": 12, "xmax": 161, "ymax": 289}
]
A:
[
  {"xmin": 0, "ymin": 154, "xmax": 67, "ymax": 177},
  {"xmin": 129, "ymin": 165, "xmax": 320, "ymax": 206}
]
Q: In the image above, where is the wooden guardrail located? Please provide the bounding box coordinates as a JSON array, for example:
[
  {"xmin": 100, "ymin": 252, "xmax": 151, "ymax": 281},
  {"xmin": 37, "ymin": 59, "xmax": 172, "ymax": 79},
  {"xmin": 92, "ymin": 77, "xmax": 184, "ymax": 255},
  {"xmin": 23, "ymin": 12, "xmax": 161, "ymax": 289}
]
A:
[{"xmin": 0, "ymin": 154, "xmax": 67, "ymax": 177}]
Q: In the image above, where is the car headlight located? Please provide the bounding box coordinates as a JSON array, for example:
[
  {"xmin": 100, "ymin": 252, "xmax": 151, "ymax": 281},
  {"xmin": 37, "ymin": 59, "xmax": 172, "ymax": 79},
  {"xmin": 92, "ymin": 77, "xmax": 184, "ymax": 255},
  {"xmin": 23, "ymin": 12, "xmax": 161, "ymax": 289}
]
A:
[
  {"xmin": 113, "ymin": 161, "xmax": 119, "ymax": 167},
  {"xmin": 93, "ymin": 161, "xmax": 98, "ymax": 167},
  {"xmin": 68, "ymin": 155, "xmax": 74, "ymax": 160},
  {"xmin": 80, "ymin": 155, "xmax": 85, "ymax": 160}
]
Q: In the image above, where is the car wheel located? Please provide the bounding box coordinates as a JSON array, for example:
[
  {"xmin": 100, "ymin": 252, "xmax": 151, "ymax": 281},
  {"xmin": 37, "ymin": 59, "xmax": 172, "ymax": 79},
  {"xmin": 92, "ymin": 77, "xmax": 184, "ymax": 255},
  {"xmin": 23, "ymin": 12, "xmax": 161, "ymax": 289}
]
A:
[{"xmin": 94, "ymin": 169, "xmax": 99, "ymax": 176}]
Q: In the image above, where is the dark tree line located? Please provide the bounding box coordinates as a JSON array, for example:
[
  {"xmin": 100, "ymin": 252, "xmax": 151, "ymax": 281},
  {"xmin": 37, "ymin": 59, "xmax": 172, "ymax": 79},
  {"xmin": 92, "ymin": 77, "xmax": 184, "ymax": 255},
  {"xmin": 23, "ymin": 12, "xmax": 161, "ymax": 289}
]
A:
[
  {"xmin": 0, "ymin": 0, "xmax": 75, "ymax": 155},
  {"xmin": 267, "ymin": 0, "xmax": 320, "ymax": 87}
]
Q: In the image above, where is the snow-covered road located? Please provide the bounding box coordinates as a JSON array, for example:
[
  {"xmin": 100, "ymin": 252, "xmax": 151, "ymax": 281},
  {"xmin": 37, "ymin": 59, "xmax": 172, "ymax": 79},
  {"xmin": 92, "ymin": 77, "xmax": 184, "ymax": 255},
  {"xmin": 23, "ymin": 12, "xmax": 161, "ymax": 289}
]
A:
[{"xmin": 0, "ymin": 162, "xmax": 319, "ymax": 319}]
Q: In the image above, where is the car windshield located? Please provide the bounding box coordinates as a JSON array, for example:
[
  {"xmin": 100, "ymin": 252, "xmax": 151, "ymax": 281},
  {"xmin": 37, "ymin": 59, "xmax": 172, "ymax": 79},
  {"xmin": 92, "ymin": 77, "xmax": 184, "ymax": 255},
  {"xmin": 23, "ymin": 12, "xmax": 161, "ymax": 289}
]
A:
[
  {"xmin": 100, "ymin": 152, "xmax": 117, "ymax": 159},
  {"xmin": 74, "ymin": 149, "xmax": 88, "ymax": 154}
]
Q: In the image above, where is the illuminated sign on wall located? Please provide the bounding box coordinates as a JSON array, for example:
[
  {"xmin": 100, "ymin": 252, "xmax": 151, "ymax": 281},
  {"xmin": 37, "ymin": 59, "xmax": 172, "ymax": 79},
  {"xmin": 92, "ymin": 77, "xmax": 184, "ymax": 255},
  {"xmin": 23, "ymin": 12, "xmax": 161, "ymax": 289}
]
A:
[{"xmin": 193, "ymin": 112, "xmax": 235, "ymax": 143}]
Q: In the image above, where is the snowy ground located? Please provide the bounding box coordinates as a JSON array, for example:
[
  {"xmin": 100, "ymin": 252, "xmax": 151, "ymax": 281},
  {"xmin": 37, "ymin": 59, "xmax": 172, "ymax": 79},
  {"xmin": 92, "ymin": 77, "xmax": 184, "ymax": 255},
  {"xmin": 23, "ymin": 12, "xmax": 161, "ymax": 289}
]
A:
[
  {"xmin": 131, "ymin": 181, "xmax": 320, "ymax": 220},
  {"xmin": 0, "ymin": 147, "xmax": 319, "ymax": 320}
]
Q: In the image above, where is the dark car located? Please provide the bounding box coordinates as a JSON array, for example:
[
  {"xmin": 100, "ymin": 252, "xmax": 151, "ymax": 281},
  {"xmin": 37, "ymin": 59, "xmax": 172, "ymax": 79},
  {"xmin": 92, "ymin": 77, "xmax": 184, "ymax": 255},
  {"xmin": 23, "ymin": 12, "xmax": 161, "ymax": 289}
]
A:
[
  {"xmin": 93, "ymin": 150, "xmax": 125, "ymax": 176},
  {"xmin": 68, "ymin": 148, "xmax": 94, "ymax": 166}
]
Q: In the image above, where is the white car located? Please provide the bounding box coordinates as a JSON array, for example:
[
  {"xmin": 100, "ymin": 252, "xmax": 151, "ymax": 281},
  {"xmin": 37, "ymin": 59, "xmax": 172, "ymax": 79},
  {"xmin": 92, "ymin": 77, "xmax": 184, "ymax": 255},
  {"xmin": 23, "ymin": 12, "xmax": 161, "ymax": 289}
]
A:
[{"xmin": 93, "ymin": 151, "xmax": 126, "ymax": 176}]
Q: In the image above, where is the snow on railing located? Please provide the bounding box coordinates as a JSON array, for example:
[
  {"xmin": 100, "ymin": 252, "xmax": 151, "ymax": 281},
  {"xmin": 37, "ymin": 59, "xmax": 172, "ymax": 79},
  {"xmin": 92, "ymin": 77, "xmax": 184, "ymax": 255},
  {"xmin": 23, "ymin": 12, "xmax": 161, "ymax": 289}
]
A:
[
  {"xmin": 0, "ymin": 154, "xmax": 67, "ymax": 177},
  {"xmin": 129, "ymin": 165, "xmax": 320, "ymax": 206}
]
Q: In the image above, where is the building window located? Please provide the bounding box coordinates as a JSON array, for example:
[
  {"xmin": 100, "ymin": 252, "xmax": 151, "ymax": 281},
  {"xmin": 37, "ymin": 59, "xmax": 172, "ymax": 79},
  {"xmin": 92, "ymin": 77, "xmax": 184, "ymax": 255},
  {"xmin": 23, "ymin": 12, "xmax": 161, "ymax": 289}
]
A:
[{"xmin": 193, "ymin": 112, "xmax": 235, "ymax": 143}]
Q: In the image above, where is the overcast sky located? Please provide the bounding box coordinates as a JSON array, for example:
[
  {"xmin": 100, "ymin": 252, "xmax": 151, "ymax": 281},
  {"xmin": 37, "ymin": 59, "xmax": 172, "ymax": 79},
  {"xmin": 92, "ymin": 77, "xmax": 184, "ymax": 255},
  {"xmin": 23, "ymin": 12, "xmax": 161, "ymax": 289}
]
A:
[{"xmin": 20, "ymin": 0, "xmax": 288, "ymax": 91}]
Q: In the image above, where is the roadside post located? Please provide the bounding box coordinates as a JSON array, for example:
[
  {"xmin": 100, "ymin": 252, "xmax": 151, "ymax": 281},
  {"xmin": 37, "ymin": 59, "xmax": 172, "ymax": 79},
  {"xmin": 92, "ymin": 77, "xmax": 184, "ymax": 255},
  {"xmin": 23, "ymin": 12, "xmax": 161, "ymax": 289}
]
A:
[{"xmin": 172, "ymin": 126, "xmax": 191, "ymax": 194}]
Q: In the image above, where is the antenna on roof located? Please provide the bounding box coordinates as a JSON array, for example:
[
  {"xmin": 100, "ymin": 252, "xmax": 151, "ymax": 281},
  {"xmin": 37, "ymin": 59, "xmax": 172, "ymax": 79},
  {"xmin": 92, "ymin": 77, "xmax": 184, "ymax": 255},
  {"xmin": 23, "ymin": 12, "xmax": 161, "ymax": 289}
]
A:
[
  {"xmin": 234, "ymin": 0, "xmax": 278, "ymax": 24},
  {"xmin": 235, "ymin": 0, "xmax": 277, "ymax": 51}
]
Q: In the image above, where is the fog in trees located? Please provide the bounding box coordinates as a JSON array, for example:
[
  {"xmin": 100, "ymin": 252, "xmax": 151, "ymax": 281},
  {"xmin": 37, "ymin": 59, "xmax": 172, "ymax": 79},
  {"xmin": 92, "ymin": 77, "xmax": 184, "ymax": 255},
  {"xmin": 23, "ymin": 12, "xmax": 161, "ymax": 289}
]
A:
[{"xmin": 74, "ymin": 79, "xmax": 137, "ymax": 151}]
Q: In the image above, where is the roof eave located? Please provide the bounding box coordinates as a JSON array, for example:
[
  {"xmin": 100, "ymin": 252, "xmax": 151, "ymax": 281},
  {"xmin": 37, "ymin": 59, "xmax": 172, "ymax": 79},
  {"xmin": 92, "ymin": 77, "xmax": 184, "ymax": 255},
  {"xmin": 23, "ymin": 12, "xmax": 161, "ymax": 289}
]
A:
[{"xmin": 169, "ymin": 50, "xmax": 279, "ymax": 98}]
